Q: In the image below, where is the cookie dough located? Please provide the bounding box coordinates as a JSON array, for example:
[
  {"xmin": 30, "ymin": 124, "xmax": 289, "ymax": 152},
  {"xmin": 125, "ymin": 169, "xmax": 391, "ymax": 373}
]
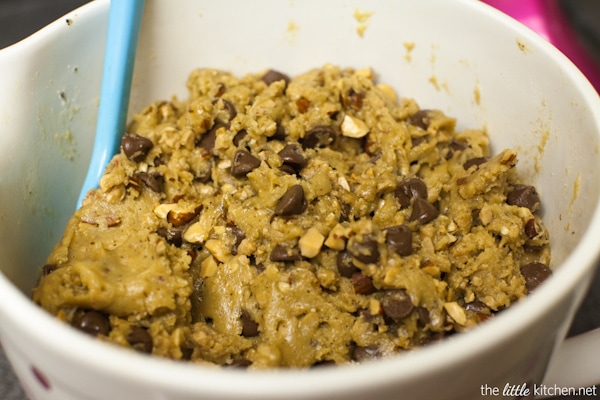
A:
[{"xmin": 33, "ymin": 65, "xmax": 551, "ymax": 368}]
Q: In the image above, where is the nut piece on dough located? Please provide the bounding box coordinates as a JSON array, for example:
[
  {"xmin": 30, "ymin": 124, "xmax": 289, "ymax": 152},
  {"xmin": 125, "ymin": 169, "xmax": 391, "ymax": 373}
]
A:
[
  {"xmin": 341, "ymin": 115, "xmax": 370, "ymax": 138},
  {"xmin": 376, "ymin": 83, "xmax": 398, "ymax": 104},
  {"xmin": 153, "ymin": 202, "xmax": 199, "ymax": 226},
  {"xmin": 324, "ymin": 223, "xmax": 351, "ymax": 250},
  {"xmin": 443, "ymin": 302, "xmax": 467, "ymax": 326},
  {"xmin": 299, "ymin": 227, "xmax": 325, "ymax": 258}
]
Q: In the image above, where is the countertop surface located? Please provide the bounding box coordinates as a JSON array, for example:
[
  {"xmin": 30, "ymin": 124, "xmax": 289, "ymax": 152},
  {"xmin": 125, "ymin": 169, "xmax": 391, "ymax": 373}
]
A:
[{"xmin": 1, "ymin": 1, "xmax": 599, "ymax": 399}]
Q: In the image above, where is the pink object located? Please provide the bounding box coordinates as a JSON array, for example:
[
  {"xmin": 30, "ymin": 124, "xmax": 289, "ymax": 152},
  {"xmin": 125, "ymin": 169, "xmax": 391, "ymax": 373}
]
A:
[{"xmin": 484, "ymin": 0, "xmax": 600, "ymax": 91}]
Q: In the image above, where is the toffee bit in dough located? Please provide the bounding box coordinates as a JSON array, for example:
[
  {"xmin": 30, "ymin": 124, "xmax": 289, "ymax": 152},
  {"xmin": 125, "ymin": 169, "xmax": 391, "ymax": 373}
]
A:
[{"xmin": 33, "ymin": 65, "xmax": 551, "ymax": 368}]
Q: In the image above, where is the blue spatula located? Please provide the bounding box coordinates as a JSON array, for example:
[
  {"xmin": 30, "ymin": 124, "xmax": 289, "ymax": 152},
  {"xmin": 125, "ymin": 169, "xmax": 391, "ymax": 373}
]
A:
[{"xmin": 77, "ymin": 0, "xmax": 145, "ymax": 207}]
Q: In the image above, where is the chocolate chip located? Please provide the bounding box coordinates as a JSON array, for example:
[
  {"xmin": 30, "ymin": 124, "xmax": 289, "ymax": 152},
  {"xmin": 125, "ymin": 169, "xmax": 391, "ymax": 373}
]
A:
[
  {"xmin": 336, "ymin": 250, "xmax": 359, "ymax": 278},
  {"xmin": 127, "ymin": 327, "xmax": 153, "ymax": 353},
  {"xmin": 411, "ymin": 136, "xmax": 427, "ymax": 147},
  {"xmin": 261, "ymin": 69, "xmax": 290, "ymax": 87},
  {"xmin": 230, "ymin": 225, "xmax": 246, "ymax": 255},
  {"xmin": 279, "ymin": 164, "xmax": 297, "ymax": 175},
  {"xmin": 352, "ymin": 272, "xmax": 376, "ymax": 295},
  {"xmin": 351, "ymin": 345, "xmax": 381, "ymax": 362},
  {"xmin": 524, "ymin": 218, "xmax": 539, "ymax": 239},
  {"xmin": 465, "ymin": 301, "xmax": 492, "ymax": 322},
  {"xmin": 409, "ymin": 109, "xmax": 432, "ymax": 130},
  {"xmin": 153, "ymin": 153, "xmax": 170, "ymax": 167},
  {"xmin": 348, "ymin": 236, "xmax": 380, "ymax": 264},
  {"xmin": 364, "ymin": 136, "xmax": 378, "ymax": 156},
  {"xmin": 270, "ymin": 244, "xmax": 301, "ymax": 262},
  {"xmin": 227, "ymin": 359, "xmax": 252, "ymax": 368},
  {"xmin": 421, "ymin": 331, "xmax": 447, "ymax": 345},
  {"xmin": 369, "ymin": 154, "xmax": 381, "ymax": 164},
  {"xmin": 507, "ymin": 185, "xmax": 540, "ymax": 212},
  {"xmin": 445, "ymin": 139, "xmax": 469, "ymax": 160},
  {"xmin": 311, "ymin": 360, "xmax": 337, "ymax": 368},
  {"xmin": 302, "ymin": 125, "xmax": 336, "ymax": 149},
  {"xmin": 386, "ymin": 225, "xmax": 413, "ymax": 256},
  {"xmin": 176, "ymin": 346, "xmax": 192, "ymax": 361},
  {"xmin": 233, "ymin": 129, "xmax": 248, "ymax": 147},
  {"xmin": 416, "ymin": 307, "xmax": 430, "ymax": 327},
  {"xmin": 409, "ymin": 197, "xmax": 439, "ymax": 224},
  {"xmin": 463, "ymin": 157, "xmax": 487, "ymax": 170},
  {"xmin": 42, "ymin": 264, "xmax": 58, "ymax": 275},
  {"xmin": 450, "ymin": 139, "xmax": 468, "ymax": 152},
  {"xmin": 274, "ymin": 185, "xmax": 308, "ymax": 215},
  {"xmin": 214, "ymin": 83, "xmax": 226, "ymax": 97},
  {"xmin": 278, "ymin": 144, "xmax": 307, "ymax": 174},
  {"xmin": 231, "ymin": 150, "xmax": 261, "ymax": 177},
  {"xmin": 221, "ymin": 99, "xmax": 237, "ymax": 122},
  {"xmin": 157, "ymin": 227, "xmax": 183, "ymax": 247},
  {"xmin": 240, "ymin": 310, "xmax": 259, "ymax": 337},
  {"xmin": 339, "ymin": 201, "xmax": 351, "ymax": 222},
  {"xmin": 520, "ymin": 262, "xmax": 552, "ymax": 292},
  {"xmin": 135, "ymin": 172, "xmax": 165, "ymax": 193},
  {"xmin": 269, "ymin": 123, "xmax": 287, "ymax": 141},
  {"xmin": 72, "ymin": 310, "xmax": 110, "ymax": 337},
  {"xmin": 381, "ymin": 289, "xmax": 414, "ymax": 321},
  {"xmin": 122, "ymin": 133, "xmax": 153, "ymax": 163},
  {"xmin": 197, "ymin": 121, "xmax": 225, "ymax": 152},
  {"xmin": 465, "ymin": 300, "xmax": 490, "ymax": 314},
  {"xmin": 357, "ymin": 308, "xmax": 376, "ymax": 320},
  {"xmin": 395, "ymin": 178, "xmax": 428, "ymax": 209},
  {"xmin": 278, "ymin": 144, "xmax": 306, "ymax": 167},
  {"xmin": 195, "ymin": 164, "xmax": 213, "ymax": 183}
]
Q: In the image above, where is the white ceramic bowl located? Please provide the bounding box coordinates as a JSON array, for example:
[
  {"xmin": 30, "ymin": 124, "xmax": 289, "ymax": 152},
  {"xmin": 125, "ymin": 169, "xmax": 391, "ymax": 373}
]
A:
[{"xmin": 1, "ymin": 1, "xmax": 600, "ymax": 399}]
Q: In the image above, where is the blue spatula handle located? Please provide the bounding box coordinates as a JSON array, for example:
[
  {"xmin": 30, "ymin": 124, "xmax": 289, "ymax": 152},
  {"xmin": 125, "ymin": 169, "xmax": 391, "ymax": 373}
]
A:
[{"xmin": 77, "ymin": 0, "xmax": 145, "ymax": 208}]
